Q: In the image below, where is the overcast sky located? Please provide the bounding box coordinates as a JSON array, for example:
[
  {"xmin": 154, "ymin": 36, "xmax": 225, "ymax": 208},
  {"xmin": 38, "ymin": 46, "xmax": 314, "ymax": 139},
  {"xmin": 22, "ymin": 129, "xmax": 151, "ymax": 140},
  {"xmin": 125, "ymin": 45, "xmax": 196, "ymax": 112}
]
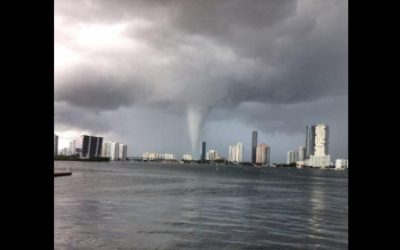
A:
[{"xmin": 54, "ymin": 0, "xmax": 348, "ymax": 163}]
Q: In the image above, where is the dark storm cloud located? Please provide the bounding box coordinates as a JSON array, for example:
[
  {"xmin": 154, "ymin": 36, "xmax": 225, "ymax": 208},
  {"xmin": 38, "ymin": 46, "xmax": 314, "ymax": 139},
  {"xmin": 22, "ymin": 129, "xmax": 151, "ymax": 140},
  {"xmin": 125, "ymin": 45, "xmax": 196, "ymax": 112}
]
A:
[
  {"xmin": 54, "ymin": 102, "xmax": 112, "ymax": 133},
  {"xmin": 55, "ymin": 64, "xmax": 152, "ymax": 110},
  {"xmin": 55, "ymin": 0, "xmax": 347, "ymax": 109},
  {"xmin": 55, "ymin": 0, "xmax": 347, "ymax": 159}
]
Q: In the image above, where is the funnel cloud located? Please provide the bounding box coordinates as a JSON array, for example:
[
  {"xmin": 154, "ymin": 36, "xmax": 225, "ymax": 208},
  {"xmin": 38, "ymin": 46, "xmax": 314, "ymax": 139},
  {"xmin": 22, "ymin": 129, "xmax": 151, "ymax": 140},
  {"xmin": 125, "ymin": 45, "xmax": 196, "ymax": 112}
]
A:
[{"xmin": 55, "ymin": 0, "xmax": 348, "ymax": 162}]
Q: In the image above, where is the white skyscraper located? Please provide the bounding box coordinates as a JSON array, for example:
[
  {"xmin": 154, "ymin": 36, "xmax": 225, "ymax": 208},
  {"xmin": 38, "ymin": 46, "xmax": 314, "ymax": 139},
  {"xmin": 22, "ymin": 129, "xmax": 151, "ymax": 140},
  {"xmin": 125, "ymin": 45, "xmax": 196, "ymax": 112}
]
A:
[
  {"xmin": 229, "ymin": 145, "xmax": 236, "ymax": 162},
  {"xmin": 293, "ymin": 151, "xmax": 299, "ymax": 162},
  {"xmin": 69, "ymin": 140, "xmax": 76, "ymax": 156},
  {"xmin": 287, "ymin": 150, "xmax": 297, "ymax": 164},
  {"xmin": 256, "ymin": 144, "xmax": 270, "ymax": 164},
  {"xmin": 228, "ymin": 143, "xmax": 243, "ymax": 163},
  {"xmin": 314, "ymin": 124, "xmax": 329, "ymax": 156},
  {"xmin": 236, "ymin": 143, "xmax": 243, "ymax": 163},
  {"xmin": 118, "ymin": 143, "xmax": 127, "ymax": 160},
  {"xmin": 306, "ymin": 124, "xmax": 331, "ymax": 167},
  {"xmin": 110, "ymin": 142, "xmax": 120, "ymax": 160},
  {"xmin": 101, "ymin": 141, "xmax": 112, "ymax": 158},
  {"xmin": 207, "ymin": 150, "xmax": 220, "ymax": 161},
  {"xmin": 298, "ymin": 146, "xmax": 306, "ymax": 161},
  {"xmin": 123, "ymin": 144, "xmax": 128, "ymax": 159}
]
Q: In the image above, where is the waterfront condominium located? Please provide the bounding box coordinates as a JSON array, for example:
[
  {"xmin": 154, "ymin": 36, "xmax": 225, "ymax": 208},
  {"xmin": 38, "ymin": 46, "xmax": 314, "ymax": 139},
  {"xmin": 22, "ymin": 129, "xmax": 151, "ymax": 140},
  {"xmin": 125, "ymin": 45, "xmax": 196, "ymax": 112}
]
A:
[
  {"xmin": 110, "ymin": 142, "xmax": 120, "ymax": 160},
  {"xmin": 118, "ymin": 143, "xmax": 128, "ymax": 160},
  {"xmin": 287, "ymin": 146, "xmax": 306, "ymax": 164},
  {"xmin": 306, "ymin": 124, "xmax": 331, "ymax": 167},
  {"xmin": 229, "ymin": 142, "xmax": 244, "ymax": 163},
  {"xmin": 75, "ymin": 135, "xmax": 103, "ymax": 159},
  {"xmin": 101, "ymin": 141, "xmax": 112, "ymax": 158},
  {"xmin": 287, "ymin": 149, "xmax": 299, "ymax": 164},
  {"xmin": 207, "ymin": 150, "xmax": 221, "ymax": 161},
  {"xmin": 256, "ymin": 143, "xmax": 270, "ymax": 165},
  {"xmin": 287, "ymin": 150, "xmax": 294, "ymax": 164}
]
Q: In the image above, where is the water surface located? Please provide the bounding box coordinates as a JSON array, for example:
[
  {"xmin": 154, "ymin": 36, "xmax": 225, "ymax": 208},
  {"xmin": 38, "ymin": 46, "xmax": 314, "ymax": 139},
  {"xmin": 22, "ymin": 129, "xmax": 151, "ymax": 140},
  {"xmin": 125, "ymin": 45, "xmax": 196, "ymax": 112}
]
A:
[{"xmin": 54, "ymin": 161, "xmax": 348, "ymax": 249}]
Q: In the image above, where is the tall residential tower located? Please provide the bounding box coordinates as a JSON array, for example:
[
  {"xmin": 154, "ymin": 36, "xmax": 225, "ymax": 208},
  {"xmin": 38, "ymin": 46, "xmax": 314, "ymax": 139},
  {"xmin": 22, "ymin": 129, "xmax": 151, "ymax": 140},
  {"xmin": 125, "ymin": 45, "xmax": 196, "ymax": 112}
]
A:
[
  {"xmin": 252, "ymin": 131, "xmax": 257, "ymax": 163},
  {"xmin": 75, "ymin": 135, "xmax": 103, "ymax": 159},
  {"xmin": 256, "ymin": 144, "xmax": 270, "ymax": 165},
  {"xmin": 229, "ymin": 142, "xmax": 244, "ymax": 163},
  {"xmin": 306, "ymin": 124, "xmax": 331, "ymax": 167}
]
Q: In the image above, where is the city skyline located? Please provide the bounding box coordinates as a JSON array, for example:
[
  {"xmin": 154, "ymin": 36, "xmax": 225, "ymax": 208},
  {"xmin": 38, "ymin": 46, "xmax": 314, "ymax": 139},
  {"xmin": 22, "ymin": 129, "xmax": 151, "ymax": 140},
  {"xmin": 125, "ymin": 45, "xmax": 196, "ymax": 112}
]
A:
[
  {"xmin": 56, "ymin": 123, "xmax": 337, "ymax": 165},
  {"xmin": 55, "ymin": 0, "xmax": 348, "ymax": 163}
]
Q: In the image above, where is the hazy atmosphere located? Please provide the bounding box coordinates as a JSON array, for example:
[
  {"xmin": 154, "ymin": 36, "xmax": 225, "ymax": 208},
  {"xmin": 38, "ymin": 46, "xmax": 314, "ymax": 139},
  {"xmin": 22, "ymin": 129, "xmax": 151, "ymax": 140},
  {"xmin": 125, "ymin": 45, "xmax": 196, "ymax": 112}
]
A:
[{"xmin": 54, "ymin": 0, "xmax": 348, "ymax": 163}]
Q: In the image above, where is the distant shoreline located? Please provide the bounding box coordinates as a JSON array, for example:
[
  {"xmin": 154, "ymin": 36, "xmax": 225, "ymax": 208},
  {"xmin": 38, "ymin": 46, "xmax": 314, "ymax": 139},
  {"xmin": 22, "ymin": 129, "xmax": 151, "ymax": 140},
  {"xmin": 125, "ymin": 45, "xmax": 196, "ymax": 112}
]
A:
[
  {"xmin": 54, "ymin": 156, "xmax": 110, "ymax": 162},
  {"xmin": 54, "ymin": 160, "xmax": 347, "ymax": 170}
]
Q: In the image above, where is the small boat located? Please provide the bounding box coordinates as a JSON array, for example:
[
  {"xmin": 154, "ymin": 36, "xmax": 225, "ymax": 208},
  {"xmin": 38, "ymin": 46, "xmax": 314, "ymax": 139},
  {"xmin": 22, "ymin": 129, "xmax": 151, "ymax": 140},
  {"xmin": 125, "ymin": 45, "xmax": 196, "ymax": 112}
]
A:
[
  {"xmin": 54, "ymin": 164, "xmax": 72, "ymax": 177},
  {"xmin": 54, "ymin": 171, "xmax": 72, "ymax": 177}
]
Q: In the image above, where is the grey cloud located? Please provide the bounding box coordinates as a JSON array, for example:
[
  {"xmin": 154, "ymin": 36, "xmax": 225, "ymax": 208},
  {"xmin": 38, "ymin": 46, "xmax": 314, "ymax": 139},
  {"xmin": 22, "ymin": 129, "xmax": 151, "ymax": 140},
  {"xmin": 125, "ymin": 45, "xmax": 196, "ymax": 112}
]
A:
[
  {"xmin": 170, "ymin": 0, "xmax": 297, "ymax": 37},
  {"xmin": 55, "ymin": 63, "xmax": 153, "ymax": 110},
  {"xmin": 208, "ymin": 95, "xmax": 347, "ymax": 134},
  {"xmin": 55, "ymin": 102, "xmax": 112, "ymax": 133},
  {"xmin": 56, "ymin": 0, "xmax": 347, "ymax": 109}
]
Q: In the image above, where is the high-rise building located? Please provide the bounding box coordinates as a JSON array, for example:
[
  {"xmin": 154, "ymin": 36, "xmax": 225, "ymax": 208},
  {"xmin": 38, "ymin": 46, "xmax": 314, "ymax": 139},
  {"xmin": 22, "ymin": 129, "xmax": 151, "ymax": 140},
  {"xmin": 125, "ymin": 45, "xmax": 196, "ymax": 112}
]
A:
[
  {"xmin": 256, "ymin": 144, "xmax": 270, "ymax": 165},
  {"xmin": 101, "ymin": 141, "xmax": 127, "ymax": 160},
  {"xmin": 236, "ymin": 142, "xmax": 243, "ymax": 163},
  {"xmin": 75, "ymin": 135, "xmax": 103, "ymax": 158},
  {"xmin": 314, "ymin": 124, "xmax": 329, "ymax": 157},
  {"xmin": 305, "ymin": 126, "xmax": 309, "ymax": 157},
  {"xmin": 306, "ymin": 125, "xmax": 316, "ymax": 158},
  {"xmin": 101, "ymin": 141, "xmax": 112, "ymax": 158},
  {"xmin": 118, "ymin": 143, "xmax": 123, "ymax": 160},
  {"xmin": 207, "ymin": 150, "xmax": 221, "ymax": 161},
  {"xmin": 110, "ymin": 142, "xmax": 120, "ymax": 160},
  {"xmin": 201, "ymin": 141, "xmax": 206, "ymax": 161},
  {"xmin": 69, "ymin": 140, "xmax": 76, "ymax": 156},
  {"xmin": 229, "ymin": 145, "xmax": 236, "ymax": 162},
  {"xmin": 252, "ymin": 131, "xmax": 257, "ymax": 163},
  {"xmin": 228, "ymin": 142, "xmax": 244, "ymax": 163},
  {"xmin": 54, "ymin": 134, "xmax": 59, "ymax": 156},
  {"xmin": 119, "ymin": 143, "xmax": 127, "ymax": 160},
  {"xmin": 299, "ymin": 146, "xmax": 306, "ymax": 161},
  {"xmin": 256, "ymin": 144, "xmax": 264, "ymax": 164},
  {"xmin": 288, "ymin": 146, "xmax": 304, "ymax": 164},
  {"xmin": 122, "ymin": 144, "xmax": 128, "ymax": 160},
  {"xmin": 306, "ymin": 124, "xmax": 331, "ymax": 167},
  {"xmin": 287, "ymin": 150, "xmax": 293, "ymax": 164},
  {"xmin": 294, "ymin": 151, "xmax": 299, "ymax": 162},
  {"xmin": 311, "ymin": 125, "xmax": 316, "ymax": 157}
]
